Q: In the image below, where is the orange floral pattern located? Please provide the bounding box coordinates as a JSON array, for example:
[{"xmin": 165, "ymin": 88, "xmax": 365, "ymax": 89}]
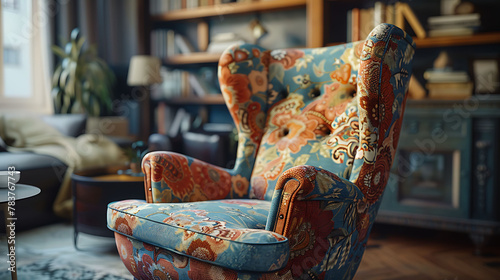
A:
[{"xmin": 109, "ymin": 23, "xmax": 415, "ymax": 280}]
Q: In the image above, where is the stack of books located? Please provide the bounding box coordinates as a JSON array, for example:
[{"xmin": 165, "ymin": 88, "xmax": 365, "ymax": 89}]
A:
[
  {"xmin": 150, "ymin": 0, "xmax": 244, "ymax": 15},
  {"xmin": 151, "ymin": 67, "xmax": 219, "ymax": 100},
  {"xmin": 151, "ymin": 29, "xmax": 196, "ymax": 59},
  {"xmin": 206, "ymin": 33, "xmax": 246, "ymax": 54},
  {"xmin": 347, "ymin": 2, "xmax": 426, "ymax": 42},
  {"xmin": 427, "ymin": 13, "xmax": 481, "ymax": 37},
  {"xmin": 424, "ymin": 68, "xmax": 473, "ymax": 99}
]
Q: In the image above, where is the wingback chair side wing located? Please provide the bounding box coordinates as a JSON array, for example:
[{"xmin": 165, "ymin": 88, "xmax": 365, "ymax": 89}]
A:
[
  {"xmin": 350, "ymin": 24, "xmax": 415, "ymax": 205},
  {"xmin": 141, "ymin": 45, "xmax": 273, "ymax": 204},
  {"xmin": 218, "ymin": 44, "xmax": 271, "ymax": 176}
]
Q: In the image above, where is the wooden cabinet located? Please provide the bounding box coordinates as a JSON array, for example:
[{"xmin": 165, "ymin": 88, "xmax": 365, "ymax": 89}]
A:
[{"xmin": 377, "ymin": 99, "xmax": 500, "ymax": 254}]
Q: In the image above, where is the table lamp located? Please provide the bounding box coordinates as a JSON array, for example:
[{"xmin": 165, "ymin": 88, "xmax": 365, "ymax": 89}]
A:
[{"xmin": 127, "ymin": 55, "xmax": 162, "ymax": 141}]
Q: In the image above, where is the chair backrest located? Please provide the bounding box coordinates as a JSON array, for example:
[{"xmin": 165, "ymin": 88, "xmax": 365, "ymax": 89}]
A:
[{"xmin": 219, "ymin": 24, "xmax": 415, "ymax": 204}]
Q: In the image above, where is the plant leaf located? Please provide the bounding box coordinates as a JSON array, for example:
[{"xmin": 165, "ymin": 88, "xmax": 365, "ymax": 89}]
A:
[
  {"xmin": 52, "ymin": 66, "xmax": 62, "ymax": 87},
  {"xmin": 51, "ymin": 46, "xmax": 68, "ymax": 59}
]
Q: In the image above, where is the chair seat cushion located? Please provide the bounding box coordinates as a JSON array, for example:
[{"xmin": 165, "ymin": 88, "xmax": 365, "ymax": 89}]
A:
[{"xmin": 107, "ymin": 199, "xmax": 289, "ymax": 272}]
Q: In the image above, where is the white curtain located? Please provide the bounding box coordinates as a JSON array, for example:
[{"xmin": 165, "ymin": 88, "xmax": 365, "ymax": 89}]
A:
[
  {"xmin": 30, "ymin": 0, "xmax": 54, "ymax": 114},
  {"xmin": 0, "ymin": 0, "xmax": 53, "ymax": 115}
]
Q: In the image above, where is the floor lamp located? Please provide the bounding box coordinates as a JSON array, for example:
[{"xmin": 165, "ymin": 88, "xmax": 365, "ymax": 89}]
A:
[{"xmin": 127, "ymin": 55, "xmax": 162, "ymax": 141}]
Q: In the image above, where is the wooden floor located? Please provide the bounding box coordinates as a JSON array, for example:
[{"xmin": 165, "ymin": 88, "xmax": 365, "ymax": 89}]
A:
[{"xmin": 355, "ymin": 225, "xmax": 500, "ymax": 280}]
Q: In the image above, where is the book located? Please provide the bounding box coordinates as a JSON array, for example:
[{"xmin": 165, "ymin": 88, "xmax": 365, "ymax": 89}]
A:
[
  {"xmin": 351, "ymin": 8, "xmax": 360, "ymax": 41},
  {"xmin": 426, "ymin": 82, "xmax": 473, "ymax": 100},
  {"xmin": 424, "ymin": 70, "xmax": 470, "ymax": 83},
  {"xmin": 400, "ymin": 2, "xmax": 426, "ymax": 39},
  {"xmin": 348, "ymin": 3, "xmax": 395, "ymax": 42},
  {"xmin": 428, "ymin": 20, "xmax": 480, "ymax": 30},
  {"xmin": 206, "ymin": 40, "xmax": 245, "ymax": 53},
  {"xmin": 167, "ymin": 30, "xmax": 176, "ymax": 57},
  {"xmin": 168, "ymin": 108, "xmax": 189, "ymax": 138},
  {"xmin": 427, "ymin": 13, "xmax": 480, "ymax": 26},
  {"xmin": 374, "ymin": 2, "xmax": 386, "ymax": 27},
  {"xmin": 385, "ymin": 4, "xmax": 394, "ymax": 25},
  {"xmin": 426, "ymin": 13, "xmax": 480, "ymax": 37},
  {"xmin": 395, "ymin": 2, "xmax": 405, "ymax": 30},
  {"xmin": 189, "ymin": 74, "xmax": 208, "ymax": 97},
  {"xmin": 206, "ymin": 32, "xmax": 246, "ymax": 53},
  {"xmin": 359, "ymin": 8, "xmax": 374, "ymax": 40},
  {"xmin": 197, "ymin": 21, "xmax": 209, "ymax": 52},
  {"xmin": 174, "ymin": 34, "xmax": 196, "ymax": 54},
  {"xmin": 182, "ymin": 71, "xmax": 191, "ymax": 97},
  {"xmin": 156, "ymin": 102, "xmax": 174, "ymax": 135},
  {"xmin": 346, "ymin": 9, "xmax": 352, "ymax": 42},
  {"xmin": 428, "ymin": 27, "xmax": 475, "ymax": 37}
]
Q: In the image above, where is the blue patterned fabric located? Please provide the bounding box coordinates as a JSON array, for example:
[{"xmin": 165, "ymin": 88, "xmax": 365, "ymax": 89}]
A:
[
  {"xmin": 108, "ymin": 23, "xmax": 415, "ymax": 279},
  {"xmin": 107, "ymin": 199, "xmax": 288, "ymax": 272}
]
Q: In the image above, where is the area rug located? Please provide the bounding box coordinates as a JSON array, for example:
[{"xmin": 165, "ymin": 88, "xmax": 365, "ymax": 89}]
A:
[{"xmin": 0, "ymin": 223, "xmax": 131, "ymax": 280}]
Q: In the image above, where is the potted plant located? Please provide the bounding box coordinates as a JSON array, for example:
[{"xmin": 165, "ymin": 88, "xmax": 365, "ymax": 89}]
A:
[{"xmin": 51, "ymin": 28, "xmax": 115, "ymax": 117}]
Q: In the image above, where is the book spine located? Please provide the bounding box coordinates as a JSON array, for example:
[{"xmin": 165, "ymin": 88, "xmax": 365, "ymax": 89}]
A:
[
  {"xmin": 351, "ymin": 8, "xmax": 360, "ymax": 41},
  {"xmin": 401, "ymin": 3, "xmax": 426, "ymax": 39},
  {"xmin": 374, "ymin": 2, "xmax": 386, "ymax": 27},
  {"xmin": 395, "ymin": 2, "xmax": 405, "ymax": 30}
]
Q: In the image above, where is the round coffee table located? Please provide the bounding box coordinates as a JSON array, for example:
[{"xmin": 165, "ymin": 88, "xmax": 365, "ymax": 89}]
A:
[
  {"xmin": 71, "ymin": 166, "xmax": 145, "ymax": 249},
  {"xmin": 1, "ymin": 184, "xmax": 40, "ymax": 280}
]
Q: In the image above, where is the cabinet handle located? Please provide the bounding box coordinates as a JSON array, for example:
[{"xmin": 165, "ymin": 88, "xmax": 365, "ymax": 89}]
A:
[{"xmin": 474, "ymin": 140, "xmax": 491, "ymax": 213}]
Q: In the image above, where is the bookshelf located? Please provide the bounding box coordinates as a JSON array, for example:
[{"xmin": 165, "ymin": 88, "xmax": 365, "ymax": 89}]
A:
[
  {"xmin": 151, "ymin": 0, "xmax": 308, "ymax": 22},
  {"xmin": 164, "ymin": 52, "xmax": 221, "ymax": 65},
  {"xmin": 413, "ymin": 32, "xmax": 500, "ymax": 48},
  {"xmin": 166, "ymin": 95, "xmax": 225, "ymax": 105},
  {"xmin": 150, "ymin": 0, "xmax": 324, "ymax": 62},
  {"xmin": 148, "ymin": 0, "xmax": 325, "ymax": 132}
]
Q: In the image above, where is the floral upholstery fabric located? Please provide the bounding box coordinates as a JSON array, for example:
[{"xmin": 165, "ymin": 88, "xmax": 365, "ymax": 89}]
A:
[
  {"xmin": 108, "ymin": 23, "xmax": 415, "ymax": 280},
  {"xmin": 114, "ymin": 233, "xmax": 286, "ymax": 280},
  {"xmin": 107, "ymin": 199, "xmax": 287, "ymax": 272}
]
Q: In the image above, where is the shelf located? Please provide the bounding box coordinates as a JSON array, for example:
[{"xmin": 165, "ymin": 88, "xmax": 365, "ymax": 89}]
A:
[
  {"xmin": 413, "ymin": 32, "xmax": 500, "ymax": 48},
  {"xmin": 164, "ymin": 52, "xmax": 222, "ymax": 65},
  {"xmin": 159, "ymin": 95, "xmax": 226, "ymax": 105},
  {"xmin": 151, "ymin": 0, "xmax": 307, "ymax": 22}
]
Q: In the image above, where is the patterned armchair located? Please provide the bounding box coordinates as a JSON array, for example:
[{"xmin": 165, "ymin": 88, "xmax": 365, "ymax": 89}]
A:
[{"xmin": 107, "ymin": 24, "xmax": 415, "ymax": 280}]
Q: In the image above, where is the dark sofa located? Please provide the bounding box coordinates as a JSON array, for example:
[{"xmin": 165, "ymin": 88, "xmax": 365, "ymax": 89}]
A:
[{"xmin": 0, "ymin": 114, "xmax": 87, "ymax": 231}]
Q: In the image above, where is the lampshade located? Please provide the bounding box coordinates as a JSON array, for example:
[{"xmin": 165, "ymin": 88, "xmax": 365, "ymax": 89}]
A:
[{"xmin": 127, "ymin": 55, "xmax": 162, "ymax": 86}]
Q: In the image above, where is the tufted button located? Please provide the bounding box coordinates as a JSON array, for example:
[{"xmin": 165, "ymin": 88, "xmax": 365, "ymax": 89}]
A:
[
  {"xmin": 347, "ymin": 86, "xmax": 356, "ymax": 97},
  {"xmin": 281, "ymin": 127, "xmax": 290, "ymax": 137},
  {"xmin": 309, "ymin": 88, "xmax": 321, "ymax": 98},
  {"xmin": 280, "ymin": 90, "xmax": 289, "ymax": 98},
  {"xmin": 279, "ymin": 214, "xmax": 284, "ymax": 219}
]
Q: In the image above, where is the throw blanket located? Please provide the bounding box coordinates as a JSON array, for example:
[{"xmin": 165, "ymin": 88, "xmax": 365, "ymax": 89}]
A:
[{"xmin": 0, "ymin": 115, "xmax": 127, "ymax": 219}]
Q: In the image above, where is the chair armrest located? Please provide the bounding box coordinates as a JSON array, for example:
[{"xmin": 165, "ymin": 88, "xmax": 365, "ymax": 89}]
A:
[
  {"xmin": 266, "ymin": 165, "xmax": 370, "ymax": 273},
  {"xmin": 142, "ymin": 151, "xmax": 250, "ymax": 203},
  {"xmin": 267, "ymin": 165, "xmax": 365, "ymax": 235}
]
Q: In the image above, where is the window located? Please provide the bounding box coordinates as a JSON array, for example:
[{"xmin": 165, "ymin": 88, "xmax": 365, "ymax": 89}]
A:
[{"xmin": 0, "ymin": 0, "xmax": 52, "ymax": 114}]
